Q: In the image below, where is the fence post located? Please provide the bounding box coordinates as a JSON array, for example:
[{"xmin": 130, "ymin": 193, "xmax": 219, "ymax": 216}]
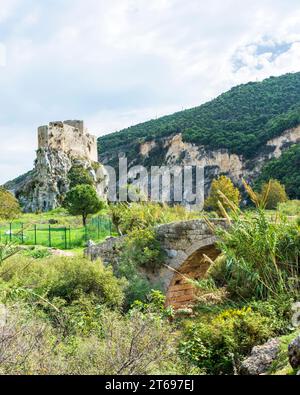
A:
[
  {"xmin": 64, "ymin": 227, "xmax": 67, "ymax": 249},
  {"xmin": 69, "ymin": 226, "xmax": 71, "ymax": 249},
  {"xmin": 49, "ymin": 225, "xmax": 51, "ymax": 248},
  {"xmin": 97, "ymin": 216, "xmax": 100, "ymax": 239},
  {"xmin": 34, "ymin": 225, "xmax": 37, "ymax": 245},
  {"xmin": 9, "ymin": 223, "xmax": 12, "ymax": 242},
  {"xmin": 21, "ymin": 223, "xmax": 24, "ymax": 244}
]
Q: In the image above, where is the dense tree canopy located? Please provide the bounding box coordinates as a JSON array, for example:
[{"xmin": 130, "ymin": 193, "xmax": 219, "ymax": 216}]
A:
[
  {"xmin": 68, "ymin": 165, "xmax": 94, "ymax": 189},
  {"xmin": 256, "ymin": 144, "xmax": 300, "ymax": 199},
  {"xmin": 63, "ymin": 184, "xmax": 104, "ymax": 226},
  {"xmin": 99, "ymin": 72, "xmax": 300, "ymax": 160}
]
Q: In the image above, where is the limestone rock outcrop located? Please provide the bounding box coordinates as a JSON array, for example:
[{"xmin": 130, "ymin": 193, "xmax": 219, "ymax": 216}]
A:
[
  {"xmin": 240, "ymin": 338, "xmax": 280, "ymax": 375},
  {"xmin": 6, "ymin": 121, "xmax": 108, "ymax": 212},
  {"xmin": 288, "ymin": 335, "xmax": 300, "ymax": 371},
  {"xmin": 100, "ymin": 125, "xmax": 300, "ymax": 200}
]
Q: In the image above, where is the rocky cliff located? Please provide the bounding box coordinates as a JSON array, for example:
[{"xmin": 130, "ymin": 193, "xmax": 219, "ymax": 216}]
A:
[
  {"xmin": 99, "ymin": 124, "xmax": 300, "ymax": 197},
  {"xmin": 5, "ymin": 121, "xmax": 108, "ymax": 212}
]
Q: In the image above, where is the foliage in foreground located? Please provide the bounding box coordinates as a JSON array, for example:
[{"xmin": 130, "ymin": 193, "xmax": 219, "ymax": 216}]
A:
[
  {"xmin": 178, "ymin": 185, "xmax": 300, "ymax": 375},
  {"xmin": 179, "ymin": 298, "xmax": 293, "ymax": 375},
  {"xmin": 204, "ymin": 182, "xmax": 300, "ymax": 300},
  {"xmin": 0, "ymin": 302, "xmax": 190, "ymax": 375},
  {"xmin": 0, "ymin": 247, "xmax": 193, "ymax": 375}
]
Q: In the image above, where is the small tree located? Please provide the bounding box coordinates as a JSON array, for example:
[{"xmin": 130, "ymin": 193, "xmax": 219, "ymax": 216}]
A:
[
  {"xmin": 0, "ymin": 187, "xmax": 21, "ymax": 220},
  {"xmin": 204, "ymin": 176, "xmax": 241, "ymax": 215},
  {"xmin": 63, "ymin": 185, "xmax": 104, "ymax": 226},
  {"xmin": 260, "ymin": 179, "xmax": 288, "ymax": 209}
]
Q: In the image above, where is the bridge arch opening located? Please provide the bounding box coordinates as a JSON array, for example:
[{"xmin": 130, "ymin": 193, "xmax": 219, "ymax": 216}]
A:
[{"xmin": 165, "ymin": 244, "xmax": 220, "ymax": 310}]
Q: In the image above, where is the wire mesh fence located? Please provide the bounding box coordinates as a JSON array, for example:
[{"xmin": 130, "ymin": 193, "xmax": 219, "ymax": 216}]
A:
[{"xmin": 0, "ymin": 216, "xmax": 114, "ymax": 249}]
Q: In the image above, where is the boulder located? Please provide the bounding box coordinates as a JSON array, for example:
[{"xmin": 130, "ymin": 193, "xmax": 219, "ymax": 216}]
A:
[
  {"xmin": 288, "ymin": 335, "xmax": 300, "ymax": 370},
  {"xmin": 240, "ymin": 338, "xmax": 280, "ymax": 375}
]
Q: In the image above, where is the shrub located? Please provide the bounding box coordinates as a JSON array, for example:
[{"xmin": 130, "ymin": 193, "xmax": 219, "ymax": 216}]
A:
[
  {"xmin": 120, "ymin": 228, "xmax": 165, "ymax": 271},
  {"xmin": 23, "ymin": 247, "xmax": 51, "ymax": 260},
  {"xmin": 116, "ymin": 228, "xmax": 165, "ymax": 307},
  {"xmin": 109, "ymin": 202, "xmax": 200, "ymax": 235},
  {"xmin": 260, "ymin": 179, "xmax": 288, "ymax": 209},
  {"xmin": 179, "ymin": 306, "xmax": 278, "ymax": 374},
  {"xmin": 1, "ymin": 255, "xmax": 126, "ymax": 309},
  {"xmin": 204, "ymin": 176, "xmax": 241, "ymax": 215},
  {"xmin": 0, "ymin": 303, "xmax": 64, "ymax": 375},
  {"xmin": 65, "ymin": 308, "xmax": 178, "ymax": 375}
]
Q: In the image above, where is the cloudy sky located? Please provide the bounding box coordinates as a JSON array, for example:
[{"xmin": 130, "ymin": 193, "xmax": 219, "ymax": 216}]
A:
[{"xmin": 0, "ymin": 0, "xmax": 300, "ymax": 184}]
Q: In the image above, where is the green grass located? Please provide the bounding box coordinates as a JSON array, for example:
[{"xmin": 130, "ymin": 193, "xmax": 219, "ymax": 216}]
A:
[
  {"xmin": 0, "ymin": 209, "xmax": 115, "ymax": 250},
  {"xmin": 268, "ymin": 330, "xmax": 300, "ymax": 375},
  {"xmin": 278, "ymin": 200, "xmax": 300, "ymax": 217}
]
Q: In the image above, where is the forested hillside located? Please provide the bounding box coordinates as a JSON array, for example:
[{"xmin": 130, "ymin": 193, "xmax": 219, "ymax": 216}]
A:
[
  {"xmin": 98, "ymin": 72, "xmax": 300, "ymax": 158},
  {"xmin": 257, "ymin": 144, "xmax": 300, "ymax": 199}
]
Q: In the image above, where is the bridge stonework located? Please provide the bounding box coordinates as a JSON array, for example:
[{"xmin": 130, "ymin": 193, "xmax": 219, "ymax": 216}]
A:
[{"xmin": 85, "ymin": 219, "xmax": 228, "ymax": 309}]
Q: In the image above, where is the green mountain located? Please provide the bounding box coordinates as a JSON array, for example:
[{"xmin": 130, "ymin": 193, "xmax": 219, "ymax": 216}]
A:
[
  {"xmin": 257, "ymin": 144, "xmax": 300, "ymax": 199},
  {"xmin": 98, "ymin": 72, "xmax": 300, "ymax": 160}
]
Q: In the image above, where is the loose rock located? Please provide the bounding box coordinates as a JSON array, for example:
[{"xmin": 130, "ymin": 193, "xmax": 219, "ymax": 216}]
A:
[{"xmin": 240, "ymin": 338, "xmax": 280, "ymax": 375}]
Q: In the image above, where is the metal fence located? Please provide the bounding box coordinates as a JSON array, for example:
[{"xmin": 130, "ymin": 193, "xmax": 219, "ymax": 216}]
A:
[{"xmin": 0, "ymin": 216, "xmax": 113, "ymax": 249}]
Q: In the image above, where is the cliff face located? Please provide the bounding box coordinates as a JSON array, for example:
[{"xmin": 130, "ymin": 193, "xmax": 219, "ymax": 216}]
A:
[
  {"xmin": 6, "ymin": 121, "xmax": 108, "ymax": 212},
  {"xmin": 99, "ymin": 124, "xmax": 300, "ymax": 197}
]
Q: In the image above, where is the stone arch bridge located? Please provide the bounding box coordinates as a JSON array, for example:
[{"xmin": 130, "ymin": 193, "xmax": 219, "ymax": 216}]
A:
[{"xmin": 85, "ymin": 219, "xmax": 228, "ymax": 309}]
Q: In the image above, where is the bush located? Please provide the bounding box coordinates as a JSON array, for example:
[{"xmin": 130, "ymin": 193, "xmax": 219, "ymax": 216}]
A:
[
  {"xmin": 109, "ymin": 202, "xmax": 200, "ymax": 235},
  {"xmin": 1, "ymin": 255, "xmax": 126, "ymax": 309},
  {"xmin": 260, "ymin": 179, "xmax": 288, "ymax": 209},
  {"xmin": 23, "ymin": 247, "xmax": 51, "ymax": 260},
  {"xmin": 0, "ymin": 303, "xmax": 64, "ymax": 375},
  {"xmin": 0, "ymin": 302, "xmax": 189, "ymax": 375},
  {"xmin": 116, "ymin": 228, "xmax": 165, "ymax": 308},
  {"xmin": 179, "ymin": 306, "xmax": 279, "ymax": 374},
  {"xmin": 204, "ymin": 176, "xmax": 241, "ymax": 215},
  {"xmin": 65, "ymin": 308, "xmax": 178, "ymax": 375}
]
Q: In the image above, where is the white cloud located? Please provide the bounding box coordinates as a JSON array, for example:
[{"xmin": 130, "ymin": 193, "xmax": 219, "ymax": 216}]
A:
[{"xmin": 0, "ymin": 0, "xmax": 300, "ymax": 184}]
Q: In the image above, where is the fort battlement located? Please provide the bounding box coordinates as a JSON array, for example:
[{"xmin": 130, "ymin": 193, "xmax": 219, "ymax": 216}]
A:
[{"xmin": 38, "ymin": 120, "xmax": 98, "ymax": 162}]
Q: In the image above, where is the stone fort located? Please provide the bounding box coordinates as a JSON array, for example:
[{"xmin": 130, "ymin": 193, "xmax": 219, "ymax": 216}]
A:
[
  {"xmin": 6, "ymin": 120, "xmax": 108, "ymax": 212},
  {"xmin": 38, "ymin": 120, "xmax": 98, "ymax": 162}
]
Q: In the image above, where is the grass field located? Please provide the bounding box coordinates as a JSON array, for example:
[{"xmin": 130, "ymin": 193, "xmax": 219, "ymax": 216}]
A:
[{"xmin": 0, "ymin": 208, "xmax": 115, "ymax": 249}]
